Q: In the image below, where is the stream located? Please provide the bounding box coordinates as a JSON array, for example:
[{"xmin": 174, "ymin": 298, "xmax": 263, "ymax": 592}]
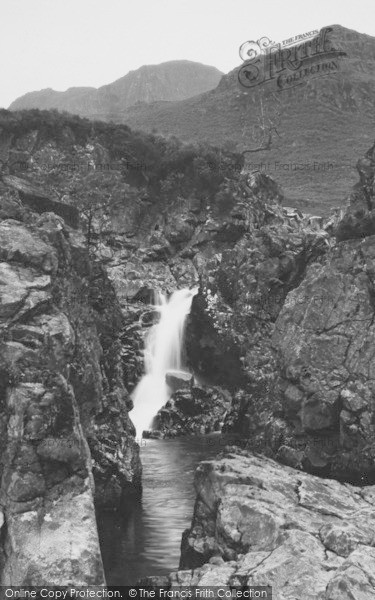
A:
[
  {"xmin": 98, "ymin": 433, "xmax": 239, "ymax": 585},
  {"xmin": 98, "ymin": 288, "xmax": 230, "ymax": 584}
]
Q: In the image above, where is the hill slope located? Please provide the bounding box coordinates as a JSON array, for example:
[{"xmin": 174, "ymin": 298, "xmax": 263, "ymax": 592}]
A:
[
  {"xmin": 116, "ymin": 25, "xmax": 375, "ymax": 214},
  {"xmin": 7, "ymin": 26, "xmax": 375, "ymax": 214},
  {"xmin": 9, "ymin": 60, "xmax": 223, "ymax": 120}
]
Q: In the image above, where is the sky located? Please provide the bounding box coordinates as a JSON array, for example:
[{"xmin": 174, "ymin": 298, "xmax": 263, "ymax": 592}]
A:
[{"xmin": 1, "ymin": 0, "xmax": 375, "ymax": 109}]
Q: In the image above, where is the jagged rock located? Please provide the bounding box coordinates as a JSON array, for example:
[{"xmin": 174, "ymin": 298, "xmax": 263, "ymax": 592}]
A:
[
  {"xmin": 0, "ymin": 209, "xmax": 141, "ymax": 584},
  {"xmin": 165, "ymin": 214, "xmax": 196, "ymax": 245},
  {"xmin": 155, "ymin": 384, "xmax": 231, "ymax": 436},
  {"xmin": 0, "ymin": 263, "xmax": 51, "ymax": 321},
  {"xmin": 186, "ymin": 173, "xmax": 328, "ymax": 394},
  {"xmin": 107, "ymin": 258, "xmax": 176, "ymax": 305},
  {"xmin": 0, "ymin": 220, "xmax": 58, "ymax": 273},
  {"xmin": 169, "ymin": 259, "xmax": 198, "ymax": 288},
  {"xmin": 272, "ymin": 233, "xmax": 375, "ymax": 481},
  {"xmin": 0, "ymin": 188, "xmax": 26, "ymax": 221},
  {"xmin": 2, "ymin": 175, "xmax": 80, "ymax": 228},
  {"xmin": 156, "ymin": 452, "xmax": 375, "ymax": 599}
]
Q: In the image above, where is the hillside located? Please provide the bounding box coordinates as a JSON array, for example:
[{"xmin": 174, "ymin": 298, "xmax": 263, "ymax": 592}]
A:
[
  {"xmin": 115, "ymin": 25, "xmax": 375, "ymax": 215},
  {"xmin": 8, "ymin": 26, "xmax": 375, "ymax": 215},
  {"xmin": 8, "ymin": 60, "xmax": 223, "ymax": 120},
  {"xmin": 0, "ymin": 108, "xmax": 243, "ymax": 238}
]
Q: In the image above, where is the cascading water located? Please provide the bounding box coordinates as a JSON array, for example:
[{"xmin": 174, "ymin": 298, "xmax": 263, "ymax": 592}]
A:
[{"xmin": 131, "ymin": 287, "xmax": 198, "ymax": 439}]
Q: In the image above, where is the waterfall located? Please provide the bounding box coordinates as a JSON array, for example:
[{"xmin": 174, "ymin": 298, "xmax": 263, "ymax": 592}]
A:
[{"xmin": 131, "ymin": 287, "xmax": 198, "ymax": 439}]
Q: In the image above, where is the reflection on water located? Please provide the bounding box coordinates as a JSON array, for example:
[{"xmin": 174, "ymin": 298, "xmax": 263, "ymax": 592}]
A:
[{"xmin": 98, "ymin": 434, "xmax": 239, "ymax": 585}]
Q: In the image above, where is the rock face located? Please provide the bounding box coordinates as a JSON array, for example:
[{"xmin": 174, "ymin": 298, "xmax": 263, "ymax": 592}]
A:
[
  {"xmin": 267, "ymin": 143, "xmax": 375, "ymax": 483},
  {"xmin": 2, "ymin": 175, "xmax": 80, "ymax": 228},
  {"xmin": 156, "ymin": 452, "xmax": 375, "ymax": 599},
  {"xmin": 186, "ymin": 174, "xmax": 326, "ymax": 380},
  {"xmin": 0, "ymin": 195, "xmax": 141, "ymax": 583},
  {"xmin": 180, "ymin": 172, "xmax": 329, "ymax": 450},
  {"xmin": 9, "ymin": 61, "xmax": 223, "ymax": 119},
  {"xmin": 272, "ymin": 235, "xmax": 375, "ymax": 481}
]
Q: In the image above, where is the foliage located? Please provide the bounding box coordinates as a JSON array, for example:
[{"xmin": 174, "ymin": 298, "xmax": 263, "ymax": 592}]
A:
[{"xmin": 0, "ymin": 108, "xmax": 245, "ymax": 238}]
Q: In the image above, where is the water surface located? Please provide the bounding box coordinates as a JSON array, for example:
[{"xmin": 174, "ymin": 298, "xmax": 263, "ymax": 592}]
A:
[{"xmin": 98, "ymin": 434, "xmax": 238, "ymax": 584}]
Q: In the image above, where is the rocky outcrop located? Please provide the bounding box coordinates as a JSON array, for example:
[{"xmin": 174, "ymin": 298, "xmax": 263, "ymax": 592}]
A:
[
  {"xmin": 265, "ymin": 143, "xmax": 375, "ymax": 483},
  {"xmin": 155, "ymin": 382, "xmax": 232, "ymax": 437},
  {"xmin": 183, "ymin": 173, "xmax": 329, "ymax": 445},
  {"xmin": 272, "ymin": 235, "xmax": 375, "ymax": 482},
  {"xmin": 189, "ymin": 173, "xmax": 327, "ymax": 364},
  {"xmin": 0, "ymin": 193, "xmax": 141, "ymax": 584},
  {"xmin": 2, "ymin": 175, "xmax": 80, "ymax": 228},
  {"xmin": 153, "ymin": 451, "xmax": 375, "ymax": 599}
]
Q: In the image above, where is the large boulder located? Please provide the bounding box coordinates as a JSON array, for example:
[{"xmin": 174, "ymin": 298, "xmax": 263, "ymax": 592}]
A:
[
  {"xmin": 0, "ymin": 380, "xmax": 105, "ymax": 585},
  {"xmin": 156, "ymin": 452, "xmax": 375, "ymax": 600},
  {"xmin": 155, "ymin": 383, "xmax": 232, "ymax": 436}
]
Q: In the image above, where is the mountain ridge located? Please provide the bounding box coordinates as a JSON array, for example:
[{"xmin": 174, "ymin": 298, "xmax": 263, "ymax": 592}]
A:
[
  {"xmin": 7, "ymin": 25, "xmax": 375, "ymax": 215},
  {"xmin": 9, "ymin": 60, "xmax": 224, "ymax": 118},
  {"xmin": 115, "ymin": 24, "xmax": 375, "ymax": 214}
]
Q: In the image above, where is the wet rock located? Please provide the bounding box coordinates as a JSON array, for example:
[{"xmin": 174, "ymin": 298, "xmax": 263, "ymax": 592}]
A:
[
  {"xmin": 107, "ymin": 258, "xmax": 176, "ymax": 305},
  {"xmin": 155, "ymin": 384, "xmax": 231, "ymax": 436},
  {"xmin": 165, "ymin": 371, "xmax": 193, "ymax": 392}
]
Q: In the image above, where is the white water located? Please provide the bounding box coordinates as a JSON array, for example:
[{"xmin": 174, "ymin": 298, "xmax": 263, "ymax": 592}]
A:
[{"xmin": 131, "ymin": 287, "xmax": 198, "ymax": 439}]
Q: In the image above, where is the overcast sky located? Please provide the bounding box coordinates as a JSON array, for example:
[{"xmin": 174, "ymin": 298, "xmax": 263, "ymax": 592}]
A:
[{"xmin": 1, "ymin": 0, "xmax": 374, "ymax": 109}]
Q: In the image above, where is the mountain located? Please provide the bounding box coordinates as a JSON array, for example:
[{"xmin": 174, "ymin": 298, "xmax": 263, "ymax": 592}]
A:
[
  {"xmin": 8, "ymin": 26, "xmax": 375, "ymax": 214},
  {"xmin": 8, "ymin": 60, "xmax": 223, "ymax": 119},
  {"xmin": 114, "ymin": 25, "xmax": 375, "ymax": 215}
]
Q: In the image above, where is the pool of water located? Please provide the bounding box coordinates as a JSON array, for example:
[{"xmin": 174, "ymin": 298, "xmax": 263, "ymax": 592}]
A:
[{"xmin": 98, "ymin": 434, "xmax": 239, "ymax": 585}]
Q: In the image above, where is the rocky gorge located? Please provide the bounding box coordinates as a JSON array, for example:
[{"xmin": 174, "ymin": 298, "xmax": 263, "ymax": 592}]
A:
[{"xmin": 0, "ymin": 109, "xmax": 375, "ymax": 597}]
